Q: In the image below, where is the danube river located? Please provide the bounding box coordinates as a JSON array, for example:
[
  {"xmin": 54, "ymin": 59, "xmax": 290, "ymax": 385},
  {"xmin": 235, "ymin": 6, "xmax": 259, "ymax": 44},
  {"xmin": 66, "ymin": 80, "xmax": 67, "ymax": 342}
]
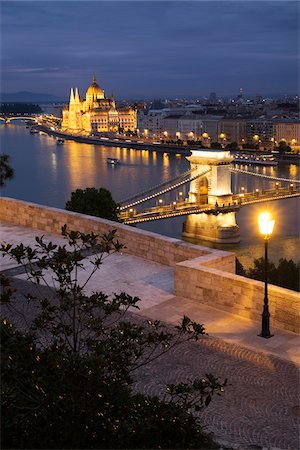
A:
[{"xmin": 1, "ymin": 122, "xmax": 299, "ymax": 268}]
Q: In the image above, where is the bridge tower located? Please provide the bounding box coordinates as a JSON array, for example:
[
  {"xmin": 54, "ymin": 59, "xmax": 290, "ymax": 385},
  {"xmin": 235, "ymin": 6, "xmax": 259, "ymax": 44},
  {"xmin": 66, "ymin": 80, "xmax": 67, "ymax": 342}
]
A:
[{"xmin": 182, "ymin": 149, "xmax": 240, "ymax": 243}]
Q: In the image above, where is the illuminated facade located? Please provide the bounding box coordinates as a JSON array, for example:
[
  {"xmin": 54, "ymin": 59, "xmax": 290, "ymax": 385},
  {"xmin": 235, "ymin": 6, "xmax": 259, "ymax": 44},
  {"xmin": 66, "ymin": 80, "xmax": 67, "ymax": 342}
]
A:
[{"xmin": 62, "ymin": 76, "xmax": 136, "ymax": 133}]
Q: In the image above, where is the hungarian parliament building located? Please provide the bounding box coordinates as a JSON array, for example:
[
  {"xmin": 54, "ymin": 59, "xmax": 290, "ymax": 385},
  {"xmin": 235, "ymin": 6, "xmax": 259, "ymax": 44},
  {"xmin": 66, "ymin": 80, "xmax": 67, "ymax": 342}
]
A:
[{"xmin": 61, "ymin": 76, "xmax": 136, "ymax": 134}]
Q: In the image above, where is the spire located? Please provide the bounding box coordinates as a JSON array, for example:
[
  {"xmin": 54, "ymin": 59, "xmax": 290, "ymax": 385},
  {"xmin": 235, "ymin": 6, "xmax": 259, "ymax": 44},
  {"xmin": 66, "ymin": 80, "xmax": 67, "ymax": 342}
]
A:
[
  {"xmin": 70, "ymin": 88, "xmax": 75, "ymax": 103},
  {"xmin": 93, "ymin": 74, "xmax": 96, "ymax": 83},
  {"xmin": 75, "ymin": 87, "xmax": 80, "ymax": 102}
]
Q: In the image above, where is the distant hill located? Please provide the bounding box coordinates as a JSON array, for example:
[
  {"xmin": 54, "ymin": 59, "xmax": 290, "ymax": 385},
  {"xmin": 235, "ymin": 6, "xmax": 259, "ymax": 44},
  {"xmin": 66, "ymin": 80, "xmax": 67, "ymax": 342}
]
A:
[{"xmin": 0, "ymin": 91, "xmax": 64, "ymax": 103}]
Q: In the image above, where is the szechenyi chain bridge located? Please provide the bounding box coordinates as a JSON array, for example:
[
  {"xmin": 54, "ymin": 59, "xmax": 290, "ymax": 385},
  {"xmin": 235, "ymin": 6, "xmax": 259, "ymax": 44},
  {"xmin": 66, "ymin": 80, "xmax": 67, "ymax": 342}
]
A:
[{"xmin": 118, "ymin": 148, "xmax": 300, "ymax": 243}]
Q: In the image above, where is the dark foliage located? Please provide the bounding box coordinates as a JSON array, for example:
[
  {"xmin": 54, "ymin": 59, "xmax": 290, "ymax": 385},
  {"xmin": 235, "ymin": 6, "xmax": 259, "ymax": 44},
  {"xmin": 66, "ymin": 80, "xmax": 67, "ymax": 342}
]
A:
[
  {"xmin": 65, "ymin": 187, "xmax": 120, "ymax": 221},
  {"xmin": 225, "ymin": 142, "xmax": 239, "ymax": 151},
  {"xmin": 236, "ymin": 257, "xmax": 299, "ymax": 292},
  {"xmin": 0, "ymin": 154, "xmax": 14, "ymax": 188},
  {"xmin": 277, "ymin": 141, "xmax": 292, "ymax": 154},
  {"xmin": 0, "ymin": 103, "xmax": 42, "ymax": 114},
  {"xmin": 1, "ymin": 227, "xmax": 226, "ymax": 449},
  {"xmin": 210, "ymin": 142, "xmax": 223, "ymax": 149}
]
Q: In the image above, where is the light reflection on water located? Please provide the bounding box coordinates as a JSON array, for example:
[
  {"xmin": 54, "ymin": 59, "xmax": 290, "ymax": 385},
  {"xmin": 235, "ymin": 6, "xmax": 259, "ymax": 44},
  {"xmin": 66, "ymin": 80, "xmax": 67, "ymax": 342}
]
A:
[{"xmin": 1, "ymin": 122, "xmax": 299, "ymax": 267}]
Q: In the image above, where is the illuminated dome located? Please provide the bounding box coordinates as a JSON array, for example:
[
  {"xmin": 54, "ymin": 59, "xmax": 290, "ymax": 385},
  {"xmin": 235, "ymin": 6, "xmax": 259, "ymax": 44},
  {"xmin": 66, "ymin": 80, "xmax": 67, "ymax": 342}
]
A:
[{"xmin": 86, "ymin": 75, "xmax": 104, "ymax": 99}]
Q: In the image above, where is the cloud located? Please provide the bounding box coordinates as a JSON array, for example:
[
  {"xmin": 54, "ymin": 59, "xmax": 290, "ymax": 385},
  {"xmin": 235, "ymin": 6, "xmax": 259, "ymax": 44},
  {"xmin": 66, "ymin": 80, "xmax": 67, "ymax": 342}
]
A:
[{"xmin": 1, "ymin": 1, "xmax": 298, "ymax": 97}]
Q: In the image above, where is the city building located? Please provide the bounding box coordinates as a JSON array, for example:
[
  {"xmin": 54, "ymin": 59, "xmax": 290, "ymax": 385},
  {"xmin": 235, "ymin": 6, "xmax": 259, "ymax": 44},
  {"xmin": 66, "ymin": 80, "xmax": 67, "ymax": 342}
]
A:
[
  {"xmin": 61, "ymin": 76, "xmax": 136, "ymax": 134},
  {"xmin": 218, "ymin": 119, "xmax": 247, "ymax": 145},
  {"xmin": 273, "ymin": 119, "xmax": 300, "ymax": 148},
  {"xmin": 246, "ymin": 120, "xmax": 274, "ymax": 147}
]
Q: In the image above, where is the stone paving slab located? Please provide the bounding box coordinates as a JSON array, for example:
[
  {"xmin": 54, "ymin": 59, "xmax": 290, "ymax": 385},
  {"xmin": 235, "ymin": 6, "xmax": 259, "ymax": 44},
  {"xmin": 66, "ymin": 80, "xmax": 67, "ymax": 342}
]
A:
[{"xmin": 0, "ymin": 222, "xmax": 300, "ymax": 449}]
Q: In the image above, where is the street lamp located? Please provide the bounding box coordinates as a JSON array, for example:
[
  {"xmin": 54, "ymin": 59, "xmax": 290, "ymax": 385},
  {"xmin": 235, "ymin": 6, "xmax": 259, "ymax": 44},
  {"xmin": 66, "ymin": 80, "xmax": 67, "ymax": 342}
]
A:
[{"xmin": 257, "ymin": 212, "xmax": 275, "ymax": 338}]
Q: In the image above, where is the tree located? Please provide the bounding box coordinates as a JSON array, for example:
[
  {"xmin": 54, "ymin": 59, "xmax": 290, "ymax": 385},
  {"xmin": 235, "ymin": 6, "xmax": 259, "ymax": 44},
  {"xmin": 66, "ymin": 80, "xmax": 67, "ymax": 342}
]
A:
[
  {"xmin": 236, "ymin": 258, "xmax": 246, "ymax": 276},
  {"xmin": 210, "ymin": 142, "xmax": 223, "ymax": 149},
  {"xmin": 246, "ymin": 257, "xmax": 277, "ymax": 283},
  {"xmin": 65, "ymin": 187, "xmax": 120, "ymax": 221},
  {"xmin": 1, "ymin": 227, "xmax": 226, "ymax": 449},
  {"xmin": 277, "ymin": 141, "xmax": 292, "ymax": 155},
  {"xmin": 274, "ymin": 258, "xmax": 299, "ymax": 291},
  {"xmin": 225, "ymin": 142, "xmax": 239, "ymax": 151},
  {"xmin": 0, "ymin": 154, "xmax": 14, "ymax": 188},
  {"xmin": 238, "ymin": 257, "xmax": 299, "ymax": 292}
]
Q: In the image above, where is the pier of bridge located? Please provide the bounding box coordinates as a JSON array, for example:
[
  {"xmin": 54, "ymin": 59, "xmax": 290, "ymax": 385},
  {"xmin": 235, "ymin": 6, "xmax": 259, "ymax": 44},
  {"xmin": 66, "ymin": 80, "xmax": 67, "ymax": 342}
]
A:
[{"xmin": 182, "ymin": 149, "xmax": 240, "ymax": 243}]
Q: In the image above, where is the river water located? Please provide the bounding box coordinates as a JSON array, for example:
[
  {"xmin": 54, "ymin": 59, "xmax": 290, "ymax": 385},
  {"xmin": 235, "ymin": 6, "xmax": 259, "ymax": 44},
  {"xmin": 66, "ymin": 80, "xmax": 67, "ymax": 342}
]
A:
[{"xmin": 1, "ymin": 121, "xmax": 299, "ymax": 268}]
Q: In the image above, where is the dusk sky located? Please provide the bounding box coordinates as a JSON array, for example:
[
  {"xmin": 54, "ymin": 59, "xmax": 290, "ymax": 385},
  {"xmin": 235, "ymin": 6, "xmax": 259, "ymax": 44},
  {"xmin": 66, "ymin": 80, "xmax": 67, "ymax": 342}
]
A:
[{"xmin": 1, "ymin": 1, "xmax": 299, "ymax": 99}]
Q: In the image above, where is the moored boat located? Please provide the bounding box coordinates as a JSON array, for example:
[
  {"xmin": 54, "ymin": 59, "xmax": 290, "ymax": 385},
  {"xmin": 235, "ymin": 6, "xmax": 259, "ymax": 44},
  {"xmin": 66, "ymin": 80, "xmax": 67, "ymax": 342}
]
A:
[
  {"xmin": 233, "ymin": 153, "xmax": 278, "ymax": 166},
  {"xmin": 56, "ymin": 138, "xmax": 64, "ymax": 145}
]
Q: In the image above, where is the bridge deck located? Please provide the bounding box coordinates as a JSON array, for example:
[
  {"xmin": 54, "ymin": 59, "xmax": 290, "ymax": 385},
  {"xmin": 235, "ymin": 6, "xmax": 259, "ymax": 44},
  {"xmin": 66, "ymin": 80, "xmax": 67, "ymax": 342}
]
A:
[{"xmin": 119, "ymin": 186, "xmax": 300, "ymax": 224}]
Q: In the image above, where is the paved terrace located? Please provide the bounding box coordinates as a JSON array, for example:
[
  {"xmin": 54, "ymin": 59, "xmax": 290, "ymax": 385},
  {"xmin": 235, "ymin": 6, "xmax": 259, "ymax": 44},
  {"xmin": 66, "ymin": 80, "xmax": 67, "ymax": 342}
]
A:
[{"xmin": 0, "ymin": 221, "xmax": 299, "ymax": 450}]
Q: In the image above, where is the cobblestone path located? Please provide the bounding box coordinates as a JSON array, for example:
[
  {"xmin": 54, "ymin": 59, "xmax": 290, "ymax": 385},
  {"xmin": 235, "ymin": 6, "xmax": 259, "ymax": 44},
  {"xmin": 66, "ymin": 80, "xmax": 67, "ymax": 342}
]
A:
[{"xmin": 134, "ymin": 327, "xmax": 300, "ymax": 450}]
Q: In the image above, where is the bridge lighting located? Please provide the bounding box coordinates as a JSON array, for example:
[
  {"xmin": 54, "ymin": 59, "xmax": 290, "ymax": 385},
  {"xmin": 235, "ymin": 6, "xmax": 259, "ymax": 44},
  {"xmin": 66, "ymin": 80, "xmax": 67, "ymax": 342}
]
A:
[
  {"xmin": 253, "ymin": 135, "xmax": 260, "ymax": 142},
  {"xmin": 240, "ymin": 186, "xmax": 245, "ymax": 193},
  {"xmin": 202, "ymin": 132, "xmax": 209, "ymax": 138},
  {"xmin": 275, "ymin": 182, "xmax": 279, "ymax": 190},
  {"xmin": 163, "ymin": 131, "xmax": 168, "ymax": 137},
  {"xmin": 257, "ymin": 211, "xmax": 275, "ymax": 339},
  {"xmin": 255, "ymin": 188, "xmax": 259, "ymax": 195},
  {"xmin": 176, "ymin": 131, "xmax": 181, "ymax": 139},
  {"xmin": 290, "ymin": 183, "xmax": 294, "ymax": 191}
]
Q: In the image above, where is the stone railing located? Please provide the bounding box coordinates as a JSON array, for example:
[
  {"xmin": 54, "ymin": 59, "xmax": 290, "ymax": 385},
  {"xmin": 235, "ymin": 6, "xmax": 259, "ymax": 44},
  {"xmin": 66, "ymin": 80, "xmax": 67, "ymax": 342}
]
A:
[
  {"xmin": 0, "ymin": 197, "xmax": 215, "ymax": 267},
  {"xmin": 1, "ymin": 197, "xmax": 299, "ymax": 334}
]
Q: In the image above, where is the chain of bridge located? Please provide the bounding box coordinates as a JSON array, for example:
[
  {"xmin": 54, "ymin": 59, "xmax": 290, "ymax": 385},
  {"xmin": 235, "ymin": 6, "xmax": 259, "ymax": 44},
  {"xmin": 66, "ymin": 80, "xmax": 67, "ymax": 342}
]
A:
[
  {"xmin": 119, "ymin": 167, "xmax": 211, "ymax": 210},
  {"xmin": 231, "ymin": 167, "xmax": 300, "ymax": 184},
  {"xmin": 119, "ymin": 168, "xmax": 195, "ymax": 205}
]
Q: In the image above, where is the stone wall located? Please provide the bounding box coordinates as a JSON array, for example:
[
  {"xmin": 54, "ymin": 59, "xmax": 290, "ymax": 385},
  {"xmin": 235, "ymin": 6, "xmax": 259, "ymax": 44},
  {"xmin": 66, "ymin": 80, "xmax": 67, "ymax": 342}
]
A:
[
  {"xmin": 175, "ymin": 255, "xmax": 300, "ymax": 333},
  {"xmin": 1, "ymin": 197, "xmax": 299, "ymax": 334},
  {"xmin": 0, "ymin": 197, "xmax": 212, "ymax": 267}
]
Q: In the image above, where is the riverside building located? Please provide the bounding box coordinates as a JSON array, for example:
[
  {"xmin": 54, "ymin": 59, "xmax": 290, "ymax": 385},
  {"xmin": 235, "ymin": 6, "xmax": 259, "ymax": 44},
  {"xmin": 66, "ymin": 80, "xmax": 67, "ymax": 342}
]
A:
[{"xmin": 61, "ymin": 75, "xmax": 136, "ymax": 134}]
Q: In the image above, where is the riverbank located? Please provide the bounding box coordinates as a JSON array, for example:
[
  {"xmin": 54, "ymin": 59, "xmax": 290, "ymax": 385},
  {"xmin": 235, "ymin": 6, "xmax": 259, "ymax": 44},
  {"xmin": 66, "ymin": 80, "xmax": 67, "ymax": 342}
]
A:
[
  {"xmin": 35, "ymin": 124, "xmax": 192, "ymax": 155},
  {"xmin": 34, "ymin": 124, "xmax": 300, "ymax": 165}
]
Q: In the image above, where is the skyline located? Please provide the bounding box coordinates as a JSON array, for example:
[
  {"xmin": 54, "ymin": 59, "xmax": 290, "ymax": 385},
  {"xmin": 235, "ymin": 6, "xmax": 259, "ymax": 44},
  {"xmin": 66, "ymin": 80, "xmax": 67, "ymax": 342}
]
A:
[{"xmin": 1, "ymin": 1, "xmax": 299, "ymax": 98}]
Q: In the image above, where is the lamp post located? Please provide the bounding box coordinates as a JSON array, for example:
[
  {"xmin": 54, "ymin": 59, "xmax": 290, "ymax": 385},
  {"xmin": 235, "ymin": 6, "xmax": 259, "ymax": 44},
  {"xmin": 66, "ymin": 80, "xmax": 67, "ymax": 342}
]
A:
[{"xmin": 258, "ymin": 212, "xmax": 275, "ymax": 338}]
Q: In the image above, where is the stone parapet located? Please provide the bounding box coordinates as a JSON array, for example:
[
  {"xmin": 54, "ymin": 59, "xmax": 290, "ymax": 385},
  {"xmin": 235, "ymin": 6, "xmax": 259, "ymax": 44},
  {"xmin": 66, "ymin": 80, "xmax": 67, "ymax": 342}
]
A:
[
  {"xmin": 0, "ymin": 197, "xmax": 210, "ymax": 267},
  {"xmin": 175, "ymin": 256, "xmax": 300, "ymax": 334}
]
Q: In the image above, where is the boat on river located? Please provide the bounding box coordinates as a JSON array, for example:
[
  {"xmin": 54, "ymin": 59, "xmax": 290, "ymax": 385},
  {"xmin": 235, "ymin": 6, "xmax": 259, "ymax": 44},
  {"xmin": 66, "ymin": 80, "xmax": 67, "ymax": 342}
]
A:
[
  {"xmin": 56, "ymin": 138, "xmax": 64, "ymax": 145},
  {"xmin": 29, "ymin": 128, "xmax": 39, "ymax": 134},
  {"xmin": 233, "ymin": 153, "xmax": 278, "ymax": 166},
  {"xmin": 107, "ymin": 157, "xmax": 120, "ymax": 165}
]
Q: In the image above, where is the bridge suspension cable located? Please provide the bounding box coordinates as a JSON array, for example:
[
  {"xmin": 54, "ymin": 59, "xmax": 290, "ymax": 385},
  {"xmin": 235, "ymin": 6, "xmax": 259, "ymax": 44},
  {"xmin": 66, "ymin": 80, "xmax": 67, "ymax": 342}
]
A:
[
  {"xmin": 120, "ymin": 168, "xmax": 211, "ymax": 210},
  {"xmin": 231, "ymin": 168, "xmax": 300, "ymax": 184},
  {"xmin": 119, "ymin": 167, "xmax": 196, "ymax": 205}
]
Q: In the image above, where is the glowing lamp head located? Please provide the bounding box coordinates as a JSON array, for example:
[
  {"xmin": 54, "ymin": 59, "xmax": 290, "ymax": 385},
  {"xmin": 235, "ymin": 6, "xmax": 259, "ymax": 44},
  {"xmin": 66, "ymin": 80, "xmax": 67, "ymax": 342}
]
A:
[{"xmin": 258, "ymin": 212, "xmax": 275, "ymax": 237}]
